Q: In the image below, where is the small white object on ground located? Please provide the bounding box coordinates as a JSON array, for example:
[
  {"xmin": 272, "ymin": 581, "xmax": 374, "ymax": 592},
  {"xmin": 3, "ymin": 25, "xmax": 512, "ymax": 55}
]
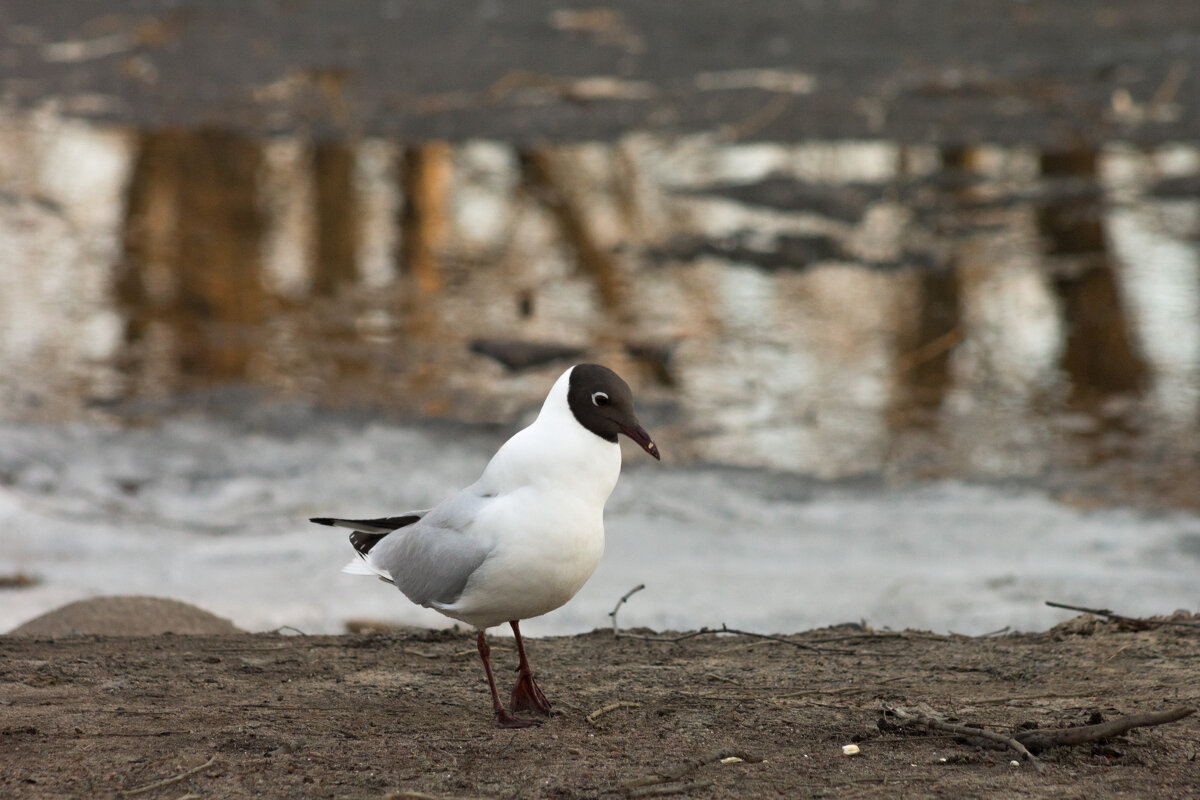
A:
[{"xmin": 842, "ymin": 744, "xmax": 861, "ymax": 756}]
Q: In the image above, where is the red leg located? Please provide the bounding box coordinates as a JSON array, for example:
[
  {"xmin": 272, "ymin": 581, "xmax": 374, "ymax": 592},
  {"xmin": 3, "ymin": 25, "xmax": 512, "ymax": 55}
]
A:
[
  {"xmin": 477, "ymin": 631, "xmax": 541, "ymax": 728},
  {"xmin": 508, "ymin": 620, "xmax": 552, "ymax": 715}
]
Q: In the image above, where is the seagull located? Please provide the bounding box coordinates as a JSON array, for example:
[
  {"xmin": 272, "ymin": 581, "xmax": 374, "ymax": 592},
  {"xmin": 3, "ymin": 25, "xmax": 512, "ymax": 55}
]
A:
[{"xmin": 311, "ymin": 364, "xmax": 660, "ymax": 727}]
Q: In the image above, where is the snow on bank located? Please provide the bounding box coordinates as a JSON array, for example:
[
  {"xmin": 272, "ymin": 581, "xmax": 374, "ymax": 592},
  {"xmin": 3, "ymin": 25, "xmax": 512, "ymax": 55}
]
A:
[{"xmin": 2, "ymin": 411, "xmax": 1198, "ymax": 636}]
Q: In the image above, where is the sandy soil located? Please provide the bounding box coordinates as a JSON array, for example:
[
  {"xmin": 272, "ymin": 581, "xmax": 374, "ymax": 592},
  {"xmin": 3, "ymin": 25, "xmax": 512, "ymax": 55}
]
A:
[{"xmin": 2, "ymin": 600, "xmax": 1198, "ymax": 799}]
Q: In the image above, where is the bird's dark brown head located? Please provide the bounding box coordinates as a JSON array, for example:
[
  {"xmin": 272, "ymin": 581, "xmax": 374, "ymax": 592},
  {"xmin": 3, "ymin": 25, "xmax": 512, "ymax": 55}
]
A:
[{"xmin": 567, "ymin": 364, "xmax": 660, "ymax": 460}]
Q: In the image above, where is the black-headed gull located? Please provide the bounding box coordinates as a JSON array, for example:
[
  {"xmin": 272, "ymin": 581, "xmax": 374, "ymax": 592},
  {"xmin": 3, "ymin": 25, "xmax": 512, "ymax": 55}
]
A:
[{"xmin": 312, "ymin": 364, "xmax": 660, "ymax": 727}]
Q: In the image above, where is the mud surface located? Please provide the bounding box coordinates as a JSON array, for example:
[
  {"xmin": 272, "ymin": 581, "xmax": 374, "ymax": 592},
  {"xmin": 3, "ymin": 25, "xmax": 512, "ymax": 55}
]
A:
[{"xmin": 3, "ymin": 617, "xmax": 1199, "ymax": 798}]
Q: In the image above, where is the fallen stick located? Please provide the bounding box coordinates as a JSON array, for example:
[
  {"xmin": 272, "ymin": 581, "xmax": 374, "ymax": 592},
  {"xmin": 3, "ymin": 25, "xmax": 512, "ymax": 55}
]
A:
[
  {"xmin": 884, "ymin": 706, "xmax": 1044, "ymax": 773},
  {"xmin": 607, "ymin": 585, "xmax": 863, "ymax": 655},
  {"xmin": 968, "ymin": 692, "xmax": 1100, "ymax": 706},
  {"xmin": 450, "ymin": 642, "xmax": 512, "ymax": 658},
  {"xmin": 587, "ymin": 701, "xmax": 641, "ymax": 725},
  {"xmin": 619, "ymin": 623, "xmax": 861, "ymax": 655},
  {"xmin": 609, "ymin": 583, "xmax": 647, "ymax": 635},
  {"xmin": 623, "ymin": 749, "xmax": 762, "ymax": 790},
  {"xmin": 402, "ymin": 648, "xmax": 442, "ymax": 660},
  {"xmin": 1015, "ymin": 707, "xmax": 1196, "ymax": 752},
  {"xmin": 629, "ymin": 779, "xmax": 714, "ymax": 798},
  {"xmin": 386, "ymin": 791, "xmax": 489, "ymax": 800},
  {"xmin": 120, "ymin": 755, "xmax": 217, "ymax": 796},
  {"xmin": 1045, "ymin": 601, "xmax": 1200, "ymax": 630}
]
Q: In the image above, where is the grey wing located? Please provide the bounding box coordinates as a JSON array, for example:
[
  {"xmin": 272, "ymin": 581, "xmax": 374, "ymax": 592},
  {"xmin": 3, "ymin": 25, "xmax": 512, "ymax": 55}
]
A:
[{"xmin": 370, "ymin": 491, "xmax": 493, "ymax": 608}]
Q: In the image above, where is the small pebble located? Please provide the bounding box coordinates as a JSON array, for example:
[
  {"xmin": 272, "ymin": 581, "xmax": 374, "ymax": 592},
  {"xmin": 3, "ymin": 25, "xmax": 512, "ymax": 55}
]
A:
[{"xmin": 842, "ymin": 744, "xmax": 861, "ymax": 756}]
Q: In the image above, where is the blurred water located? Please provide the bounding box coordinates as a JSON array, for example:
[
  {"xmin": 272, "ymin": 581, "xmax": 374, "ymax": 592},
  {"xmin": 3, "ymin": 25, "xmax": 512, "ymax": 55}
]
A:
[
  {"xmin": 2, "ymin": 110, "xmax": 1198, "ymax": 504},
  {"xmin": 2, "ymin": 109, "xmax": 1199, "ymax": 633},
  {"xmin": 2, "ymin": 411, "xmax": 1197, "ymax": 635}
]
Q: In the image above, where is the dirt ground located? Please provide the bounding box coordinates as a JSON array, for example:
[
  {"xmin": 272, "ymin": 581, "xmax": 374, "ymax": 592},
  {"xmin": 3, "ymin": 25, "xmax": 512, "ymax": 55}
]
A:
[{"xmin": 3, "ymin": 607, "xmax": 1198, "ymax": 799}]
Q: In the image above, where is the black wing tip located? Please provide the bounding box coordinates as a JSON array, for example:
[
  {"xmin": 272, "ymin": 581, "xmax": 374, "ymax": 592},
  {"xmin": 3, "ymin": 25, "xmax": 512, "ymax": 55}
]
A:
[
  {"xmin": 350, "ymin": 531, "xmax": 389, "ymax": 557},
  {"xmin": 310, "ymin": 517, "xmax": 335, "ymax": 526}
]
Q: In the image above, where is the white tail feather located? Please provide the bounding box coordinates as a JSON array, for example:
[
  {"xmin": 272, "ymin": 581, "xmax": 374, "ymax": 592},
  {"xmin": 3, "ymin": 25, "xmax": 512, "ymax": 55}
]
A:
[{"xmin": 342, "ymin": 556, "xmax": 391, "ymax": 582}]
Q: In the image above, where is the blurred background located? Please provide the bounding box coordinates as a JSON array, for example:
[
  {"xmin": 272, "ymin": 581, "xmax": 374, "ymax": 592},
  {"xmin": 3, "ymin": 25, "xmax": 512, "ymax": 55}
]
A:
[{"xmin": 2, "ymin": 0, "xmax": 1198, "ymax": 636}]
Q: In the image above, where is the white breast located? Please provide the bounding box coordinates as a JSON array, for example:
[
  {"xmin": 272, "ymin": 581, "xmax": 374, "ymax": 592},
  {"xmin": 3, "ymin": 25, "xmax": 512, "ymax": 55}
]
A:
[{"xmin": 434, "ymin": 367, "xmax": 622, "ymax": 629}]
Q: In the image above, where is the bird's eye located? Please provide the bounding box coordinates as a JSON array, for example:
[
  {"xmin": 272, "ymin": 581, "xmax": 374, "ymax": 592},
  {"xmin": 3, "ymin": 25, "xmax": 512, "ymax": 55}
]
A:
[{"xmin": 591, "ymin": 391, "xmax": 609, "ymax": 407}]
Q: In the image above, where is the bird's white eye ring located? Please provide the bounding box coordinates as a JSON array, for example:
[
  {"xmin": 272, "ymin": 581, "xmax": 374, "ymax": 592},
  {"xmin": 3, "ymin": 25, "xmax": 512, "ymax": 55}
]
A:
[{"xmin": 592, "ymin": 391, "xmax": 609, "ymax": 407}]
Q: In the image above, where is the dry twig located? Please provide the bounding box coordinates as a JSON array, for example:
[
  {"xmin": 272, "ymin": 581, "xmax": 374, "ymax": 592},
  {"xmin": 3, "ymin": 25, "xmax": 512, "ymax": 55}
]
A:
[
  {"xmin": 120, "ymin": 755, "xmax": 217, "ymax": 796},
  {"xmin": 629, "ymin": 779, "xmax": 714, "ymax": 798},
  {"xmin": 608, "ymin": 585, "xmax": 864, "ymax": 655},
  {"xmin": 885, "ymin": 703, "xmax": 1197, "ymax": 768},
  {"xmin": 402, "ymin": 648, "xmax": 442, "ymax": 660},
  {"xmin": 968, "ymin": 691, "xmax": 1100, "ymax": 706},
  {"xmin": 609, "ymin": 584, "xmax": 647, "ymax": 634},
  {"xmin": 622, "ymin": 624, "xmax": 860, "ymax": 655},
  {"xmin": 799, "ymin": 630, "xmax": 943, "ymax": 644},
  {"xmin": 1015, "ymin": 707, "xmax": 1196, "ymax": 752},
  {"xmin": 884, "ymin": 706, "xmax": 1044, "ymax": 772},
  {"xmin": 1045, "ymin": 601, "xmax": 1200, "ymax": 630},
  {"xmin": 450, "ymin": 642, "xmax": 511, "ymax": 659},
  {"xmin": 622, "ymin": 749, "xmax": 761, "ymax": 792},
  {"xmin": 587, "ymin": 701, "xmax": 642, "ymax": 725},
  {"xmin": 386, "ymin": 791, "xmax": 489, "ymax": 800}
]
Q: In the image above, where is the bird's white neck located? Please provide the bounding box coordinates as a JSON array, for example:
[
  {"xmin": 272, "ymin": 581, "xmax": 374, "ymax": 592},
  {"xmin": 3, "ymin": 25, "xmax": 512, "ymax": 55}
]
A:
[{"xmin": 477, "ymin": 367, "xmax": 622, "ymax": 504}]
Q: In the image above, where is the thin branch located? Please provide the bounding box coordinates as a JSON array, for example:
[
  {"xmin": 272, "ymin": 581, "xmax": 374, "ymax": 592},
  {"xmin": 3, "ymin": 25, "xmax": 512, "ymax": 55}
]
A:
[
  {"xmin": 609, "ymin": 583, "xmax": 646, "ymax": 635},
  {"xmin": 629, "ymin": 779, "xmax": 714, "ymax": 798},
  {"xmin": 798, "ymin": 631, "xmax": 944, "ymax": 644},
  {"xmin": 621, "ymin": 622, "xmax": 865, "ymax": 655},
  {"xmin": 386, "ymin": 791, "xmax": 490, "ymax": 800},
  {"xmin": 1045, "ymin": 601, "xmax": 1200, "ymax": 630},
  {"xmin": 1015, "ymin": 707, "xmax": 1196, "ymax": 752},
  {"xmin": 967, "ymin": 692, "xmax": 1102, "ymax": 706},
  {"xmin": 622, "ymin": 749, "xmax": 762, "ymax": 791},
  {"xmin": 120, "ymin": 756, "xmax": 217, "ymax": 796},
  {"xmin": 586, "ymin": 701, "xmax": 641, "ymax": 725},
  {"xmin": 884, "ymin": 706, "xmax": 1044, "ymax": 773},
  {"xmin": 450, "ymin": 641, "xmax": 511, "ymax": 659},
  {"xmin": 607, "ymin": 585, "xmax": 868, "ymax": 655},
  {"xmin": 402, "ymin": 648, "xmax": 442, "ymax": 659}
]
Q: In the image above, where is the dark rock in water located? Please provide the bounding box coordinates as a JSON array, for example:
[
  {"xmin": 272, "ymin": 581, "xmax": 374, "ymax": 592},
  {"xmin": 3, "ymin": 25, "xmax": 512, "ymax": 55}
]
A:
[
  {"xmin": 645, "ymin": 231, "xmax": 846, "ymax": 271},
  {"xmin": 687, "ymin": 176, "xmax": 877, "ymax": 223},
  {"xmin": 1148, "ymin": 174, "xmax": 1200, "ymax": 199},
  {"xmin": 470, "ymin": 339, "xmax": 587, "ymax": 371},
  {"xmin": 9, "ymin": 596, "xmax": 242, "ymax": 636}
]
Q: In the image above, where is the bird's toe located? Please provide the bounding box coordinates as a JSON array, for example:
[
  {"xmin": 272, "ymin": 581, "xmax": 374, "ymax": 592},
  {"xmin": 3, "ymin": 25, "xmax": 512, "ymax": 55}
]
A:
[{"xmin": 496, "ymin": 709, "xmax": 544, "ymax": 728}]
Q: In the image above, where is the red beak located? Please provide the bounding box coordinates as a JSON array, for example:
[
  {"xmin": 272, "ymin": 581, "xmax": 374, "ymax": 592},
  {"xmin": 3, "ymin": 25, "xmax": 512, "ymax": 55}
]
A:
[{"xmin": 620, "ymin": 424, "xmax": 660, "ymax": 460}]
